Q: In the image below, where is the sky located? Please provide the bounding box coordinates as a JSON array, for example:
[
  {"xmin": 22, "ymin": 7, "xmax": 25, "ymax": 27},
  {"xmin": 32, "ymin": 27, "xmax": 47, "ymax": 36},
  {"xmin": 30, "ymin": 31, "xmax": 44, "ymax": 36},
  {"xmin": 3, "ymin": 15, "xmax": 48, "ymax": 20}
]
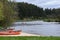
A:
[{"xmin": 16, "ymin": 0, "xmax": 60, "ymax": 9}]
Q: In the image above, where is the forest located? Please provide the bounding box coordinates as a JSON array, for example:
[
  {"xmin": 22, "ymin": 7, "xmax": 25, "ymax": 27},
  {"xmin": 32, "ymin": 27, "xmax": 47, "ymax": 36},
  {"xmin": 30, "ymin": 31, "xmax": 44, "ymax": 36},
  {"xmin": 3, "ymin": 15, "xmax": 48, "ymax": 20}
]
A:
[{"xmin": 17, "ymin": 2, "xmax": 60, "ymax": 22}]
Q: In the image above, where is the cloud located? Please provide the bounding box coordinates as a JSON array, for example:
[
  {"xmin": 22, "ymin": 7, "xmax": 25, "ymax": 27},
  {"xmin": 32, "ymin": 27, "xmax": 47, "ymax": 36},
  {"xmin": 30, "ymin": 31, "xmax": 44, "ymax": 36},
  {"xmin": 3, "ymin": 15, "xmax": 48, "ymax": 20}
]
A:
[
  {"xmin": 39, "ymin": 0, "xmax": 60, "ymax": 8},
  {"xmin": 16, "ymin": 0, "xmax": 60, "ymax": 8}
]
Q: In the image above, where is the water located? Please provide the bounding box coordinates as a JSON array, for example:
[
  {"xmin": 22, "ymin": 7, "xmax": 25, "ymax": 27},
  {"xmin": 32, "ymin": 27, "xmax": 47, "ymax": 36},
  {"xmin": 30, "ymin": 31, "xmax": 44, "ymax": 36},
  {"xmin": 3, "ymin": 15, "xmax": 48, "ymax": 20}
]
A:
[{"xmin": 11, "ymin": 20, "xmax": 60, "ymax": 36}]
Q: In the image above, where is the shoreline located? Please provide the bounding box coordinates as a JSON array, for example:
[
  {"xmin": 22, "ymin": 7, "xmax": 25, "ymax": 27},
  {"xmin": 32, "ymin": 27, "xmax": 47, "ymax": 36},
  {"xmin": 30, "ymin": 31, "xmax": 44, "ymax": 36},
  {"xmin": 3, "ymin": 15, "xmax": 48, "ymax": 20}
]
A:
[{"xmin": 0, "ymin": 32, "xmax": 41, "ymax": 36}]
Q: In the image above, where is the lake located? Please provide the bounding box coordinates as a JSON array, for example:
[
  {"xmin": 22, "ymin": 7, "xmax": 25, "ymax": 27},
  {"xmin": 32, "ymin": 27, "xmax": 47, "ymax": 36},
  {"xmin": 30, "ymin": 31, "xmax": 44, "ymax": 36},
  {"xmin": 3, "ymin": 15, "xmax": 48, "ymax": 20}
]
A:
[{"xmin": 11, "ymin": 20, "xmax": 60, "ymax": 36}]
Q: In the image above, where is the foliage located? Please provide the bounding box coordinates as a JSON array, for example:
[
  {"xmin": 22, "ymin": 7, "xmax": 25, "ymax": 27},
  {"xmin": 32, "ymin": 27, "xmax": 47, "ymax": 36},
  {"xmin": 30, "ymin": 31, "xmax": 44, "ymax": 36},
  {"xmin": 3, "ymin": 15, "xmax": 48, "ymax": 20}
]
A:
[
  {"xmin": 0, "ymin": 0, "xmax": 17, "ymax": 29},
  {"xmin": 16, "ymin": 2, "xmax": 60, "ymax": 22},
  {"xmin": 16, "ymin": 2, "xmax": 44, "ymax": 20},
  {"xmin": 0, "ymin": 1, "xmax": 4, "ymax": 20}
]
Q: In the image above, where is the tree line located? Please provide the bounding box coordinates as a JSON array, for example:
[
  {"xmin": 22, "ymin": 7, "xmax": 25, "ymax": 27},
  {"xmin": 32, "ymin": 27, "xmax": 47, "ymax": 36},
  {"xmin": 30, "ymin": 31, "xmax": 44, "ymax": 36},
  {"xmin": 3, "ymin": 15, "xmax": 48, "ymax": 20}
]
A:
[{"xmin": 16, "ymin": 2, "xmax": 60, "ymax": 22}]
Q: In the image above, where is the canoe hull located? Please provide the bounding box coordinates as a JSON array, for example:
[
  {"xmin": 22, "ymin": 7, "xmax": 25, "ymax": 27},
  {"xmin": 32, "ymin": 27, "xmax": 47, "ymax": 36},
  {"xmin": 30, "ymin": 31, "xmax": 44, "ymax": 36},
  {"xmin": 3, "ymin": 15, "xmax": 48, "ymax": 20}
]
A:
[{"xmin": 0, "ymin": 31, "xmax": 21, "ymax": 35}]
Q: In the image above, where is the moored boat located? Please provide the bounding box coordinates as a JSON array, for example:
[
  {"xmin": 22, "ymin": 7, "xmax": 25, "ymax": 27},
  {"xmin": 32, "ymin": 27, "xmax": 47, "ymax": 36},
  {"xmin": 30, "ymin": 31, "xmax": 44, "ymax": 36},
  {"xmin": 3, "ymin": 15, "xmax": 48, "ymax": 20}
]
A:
[{"xmin": 0, "ymin": 29, "xmax": 21, "ymax": 35}]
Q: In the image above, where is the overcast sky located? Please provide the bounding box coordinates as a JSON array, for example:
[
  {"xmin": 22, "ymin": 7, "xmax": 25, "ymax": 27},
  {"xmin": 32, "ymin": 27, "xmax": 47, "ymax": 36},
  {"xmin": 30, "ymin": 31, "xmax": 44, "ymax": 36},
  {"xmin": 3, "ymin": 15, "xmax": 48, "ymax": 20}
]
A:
[{"xmin": 16, "ymin": 0, "xmax": 60, "ymax": 9}]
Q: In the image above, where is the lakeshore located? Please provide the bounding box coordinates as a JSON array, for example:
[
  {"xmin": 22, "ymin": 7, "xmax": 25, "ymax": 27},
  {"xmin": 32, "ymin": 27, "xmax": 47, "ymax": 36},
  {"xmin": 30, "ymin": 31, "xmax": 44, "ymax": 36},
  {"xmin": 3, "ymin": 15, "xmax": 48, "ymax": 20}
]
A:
[{"xmin": 0, "ymin": 32, "xmax": 40, "ymax": 36}]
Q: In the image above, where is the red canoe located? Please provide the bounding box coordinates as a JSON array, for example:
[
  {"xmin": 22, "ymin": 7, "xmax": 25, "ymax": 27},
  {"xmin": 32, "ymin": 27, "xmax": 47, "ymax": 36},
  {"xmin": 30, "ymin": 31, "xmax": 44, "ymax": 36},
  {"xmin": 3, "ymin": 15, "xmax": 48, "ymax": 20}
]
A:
[{"xmin": 0, "ymin": 29, "xmax": 21, "ymax": 35}]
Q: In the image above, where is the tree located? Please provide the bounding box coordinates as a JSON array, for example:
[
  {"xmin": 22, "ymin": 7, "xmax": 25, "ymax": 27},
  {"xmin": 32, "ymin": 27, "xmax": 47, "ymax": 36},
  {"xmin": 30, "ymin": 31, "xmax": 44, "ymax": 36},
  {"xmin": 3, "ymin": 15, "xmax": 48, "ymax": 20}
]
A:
[{"xmin": 0, "ymin": 0, "xmax": 17, "ymax": 29}]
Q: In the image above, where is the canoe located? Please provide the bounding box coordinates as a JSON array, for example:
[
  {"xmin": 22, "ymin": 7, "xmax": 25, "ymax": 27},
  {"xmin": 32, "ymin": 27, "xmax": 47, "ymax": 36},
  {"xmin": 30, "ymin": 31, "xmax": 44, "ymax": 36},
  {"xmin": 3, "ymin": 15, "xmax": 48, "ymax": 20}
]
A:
[{"xmin": 0, "ymin": 29, "xmax": 21, "ymax": 35}]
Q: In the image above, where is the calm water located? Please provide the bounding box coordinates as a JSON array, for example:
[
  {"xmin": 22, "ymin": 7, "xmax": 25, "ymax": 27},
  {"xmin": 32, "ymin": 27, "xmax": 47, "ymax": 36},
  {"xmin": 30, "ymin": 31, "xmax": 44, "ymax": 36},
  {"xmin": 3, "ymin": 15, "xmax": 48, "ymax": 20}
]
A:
[{"xmin": 11, "ymin": 20, "xmax": 60, "ymax": 36}]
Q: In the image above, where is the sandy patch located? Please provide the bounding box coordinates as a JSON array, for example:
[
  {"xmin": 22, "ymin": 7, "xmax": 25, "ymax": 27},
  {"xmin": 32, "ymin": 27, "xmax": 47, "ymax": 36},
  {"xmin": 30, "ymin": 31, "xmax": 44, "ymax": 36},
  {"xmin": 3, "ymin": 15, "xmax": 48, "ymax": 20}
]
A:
[{"xmin": 0, "ymin": 32, "xmax": 40, "ymax": 36}]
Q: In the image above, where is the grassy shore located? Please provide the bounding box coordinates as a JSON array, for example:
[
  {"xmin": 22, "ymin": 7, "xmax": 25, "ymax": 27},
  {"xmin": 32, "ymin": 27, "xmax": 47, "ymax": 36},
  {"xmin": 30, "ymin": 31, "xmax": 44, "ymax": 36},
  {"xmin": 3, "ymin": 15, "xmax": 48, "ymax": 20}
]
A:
[{"xmin": 0, "ymin": 36, "xmax": 60, "ymax": 40}]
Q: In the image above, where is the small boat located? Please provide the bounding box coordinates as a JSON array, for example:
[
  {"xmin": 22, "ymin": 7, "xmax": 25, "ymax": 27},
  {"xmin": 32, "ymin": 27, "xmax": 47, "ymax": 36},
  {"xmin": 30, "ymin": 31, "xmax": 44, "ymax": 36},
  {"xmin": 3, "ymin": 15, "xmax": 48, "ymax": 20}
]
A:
[{"xmin": 0, "ymin": 29, "xmax": 21, "ymax": 35}]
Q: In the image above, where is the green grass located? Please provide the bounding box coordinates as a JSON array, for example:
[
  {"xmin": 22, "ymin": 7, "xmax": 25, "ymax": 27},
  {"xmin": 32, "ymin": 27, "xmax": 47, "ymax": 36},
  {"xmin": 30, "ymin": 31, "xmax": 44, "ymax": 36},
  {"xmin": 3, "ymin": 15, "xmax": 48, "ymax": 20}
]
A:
[{"xmin": 0, "ymin": 36, "xmax": 60, "ymax": 40}]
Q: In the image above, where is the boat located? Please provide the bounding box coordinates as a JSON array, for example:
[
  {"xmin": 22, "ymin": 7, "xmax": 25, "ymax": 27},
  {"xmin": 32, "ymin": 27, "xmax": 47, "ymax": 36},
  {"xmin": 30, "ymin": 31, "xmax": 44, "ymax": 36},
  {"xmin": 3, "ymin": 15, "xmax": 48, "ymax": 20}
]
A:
[{"xmin": 0, "ymin": 29, "xmax": 21, "ymax": 35}]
